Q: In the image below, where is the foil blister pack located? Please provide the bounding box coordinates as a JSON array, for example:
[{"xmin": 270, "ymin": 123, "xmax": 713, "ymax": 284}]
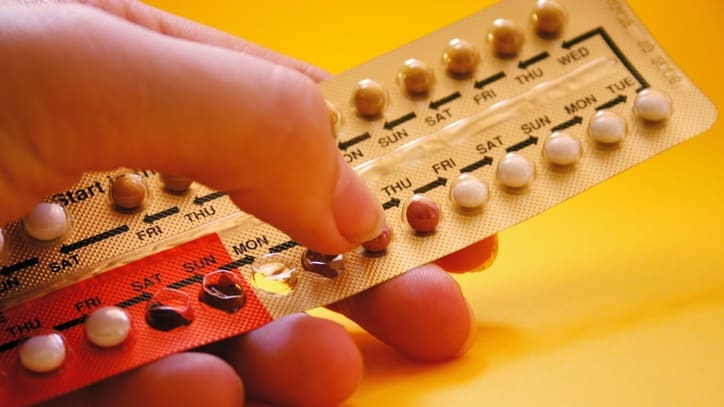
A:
[{"xmin": 0, "ymin": 0, "xmax": 716, "ymax": 405}]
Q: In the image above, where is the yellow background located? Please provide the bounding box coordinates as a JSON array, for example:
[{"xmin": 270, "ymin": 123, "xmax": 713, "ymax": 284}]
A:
[{"xmin": 145, "ymin": 1, "xmax": 723, "ymax": 405}]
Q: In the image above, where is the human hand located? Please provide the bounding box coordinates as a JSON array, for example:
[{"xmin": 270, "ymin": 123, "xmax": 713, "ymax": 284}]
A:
[{"xmin": 0, "ymin": 1, "xmax": 498, "ymax": 405}]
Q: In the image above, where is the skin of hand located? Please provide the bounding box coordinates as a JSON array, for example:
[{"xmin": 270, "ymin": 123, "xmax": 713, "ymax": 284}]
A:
[{"xmin": 0, "ymin": 1, "xmax": 499, "ymax": 406}]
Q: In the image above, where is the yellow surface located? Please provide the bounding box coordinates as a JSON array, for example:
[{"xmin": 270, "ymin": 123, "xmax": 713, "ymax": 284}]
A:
[{"xmin": 145, "ymin": 1, "xmax": 724, "ymax": 405}]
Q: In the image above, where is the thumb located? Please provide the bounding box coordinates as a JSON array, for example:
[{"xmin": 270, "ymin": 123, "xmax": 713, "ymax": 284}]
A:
[{"xmin": 0, "ymin": 4, "xmax": 384, "ymax": 254}]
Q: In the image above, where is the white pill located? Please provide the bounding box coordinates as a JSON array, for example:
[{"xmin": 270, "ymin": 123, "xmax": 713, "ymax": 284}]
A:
[
  {"xmin": 85, "ymin": 306, "xmax": 132, "ymax": 348},
  {"xmin": 589, "ymin": 110, "xmax": 626, "ymax": 144},
  {"xmin": 452, "ymin": 176, "xmax": 489, "ymax": 209},
  {"xmin": 19, "ymin": 333, "xmax": 67, "ymax": 373},
  {"xmin": 497, "ymin": 153, "xmax": 534, "ymax": 188},
  {"xmin": 22, "ymin": 203, "xmax": 68, "ymax": 241},
  {"xmin": 634, "ymin": 89, "xmax": 672, "ymax": 121},
  {"xmin": 544, "ymin": 132, "xmax": 581, "ymax": 166}
]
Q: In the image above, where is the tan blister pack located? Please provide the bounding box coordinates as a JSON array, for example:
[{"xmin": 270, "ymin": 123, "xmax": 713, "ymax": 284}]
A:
[{"xmin": 0, "ymin": 0, "xmax": 716, "ymax": 405}]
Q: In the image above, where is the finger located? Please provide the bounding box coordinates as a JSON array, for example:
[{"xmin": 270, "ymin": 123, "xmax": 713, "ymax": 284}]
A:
[
  {"xmin": 57, "ymin": 0, "xmax": 329, "ymax": 81},
  {"xmin": 41, "ymin": 352, "xmax": 243, "ymax": 407},
  {"xmin": 220, "ymin": 313, "xmax": 363, "ymax": 407},
  {"xmin": 434, "ymin": 234, "xmax": 499, "ymax": 273},
  {"xmin": 0, "ymin": 4, "xmax": 384, "ymax": 254},
  {"xmin": 330, "ymin": 264, "xmax": 475, "ymax": 362}
]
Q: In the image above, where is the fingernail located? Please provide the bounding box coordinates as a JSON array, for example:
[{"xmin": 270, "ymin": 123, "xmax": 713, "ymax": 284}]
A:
[
  {"xmin": 456, "ymin": 298, "xmax": 478, "ymax": 357},
  {"xmin": 332, "ymin": 156, "xmax": 386, "ymax": 245}
]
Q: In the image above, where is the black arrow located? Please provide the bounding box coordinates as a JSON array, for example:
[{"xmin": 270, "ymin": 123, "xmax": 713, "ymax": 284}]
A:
[
  {"xmin": 194, "ymin": 191, "xmax": 225, "ymax": 205},
  {"xmin": 413, "ymin": 177, "xmax": 448, "ymax": 194},
  {"xmin": 167, "ymin": 274, "xmax": 203, "ymax": 290},
  {"xmin": 506, "ymin": 136, "xmax": 539, "ymax": 152},
  {"xmin": 551, "ymin": 116, "xmax": 583, "ymax": 132},
  {"xmin": 116, "ymin": 292, "xmax": 152, "ymax": 309},
  {"xmin": 474, "ymin": 71, "xmax": 506, "ymax": 89},
  {"xmin": 518, "ymin": 51, "xmax": 550, "ymax": 69},
  {"xmin": 382, "ymin": 197, "xmax": 401, "ymax": 210},
  {"xmin": 269, "ymin": 240, "xmax": 298, "ymax": 254},
  {"xmin": 338, "ymin": 132, "xmax": 371, "ymax": 151},
  {"xmin": 0, "ymin": 339, "xmax": 20, "ymax": 353},
  {"xmin": 1, "ymin": 257, "xmax": 39, "ymax": 277},
  {"xmin": 220, "ymin": 256, "xmax": 255, "ymax": 270},
  {"xmin": 54, "ymin": 315, "xmax": 87, "ymax": 331},
  {"xmin": 384, "ymin": 112, "xmax": 416, "ymax": 130},
  {"xmin": 143, "ymin": 206, "xmax": 180, "ymax": 224},
  {"xmin": 429, "ymin": 91, "xmax": 461, "ymax": 109},
  {"xmin": 460, "ymin": 156, "xmax": 493, "ymax": 173},
  {"xmin": 596, "ymin": 94, "xmax": 627, "ymax": 110},
  {"xmin": 60, "ymin": 225, "xmax": 130, "ymax": 254},
  {"xmin": 562, "ymin": 27, "xmax": 649, "ymax": 91}
]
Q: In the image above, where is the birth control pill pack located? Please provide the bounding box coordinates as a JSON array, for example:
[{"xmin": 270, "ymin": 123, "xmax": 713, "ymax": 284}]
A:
[{"xmin": 0, "ymin": 0, "xmax": 716, "ymax": 405}]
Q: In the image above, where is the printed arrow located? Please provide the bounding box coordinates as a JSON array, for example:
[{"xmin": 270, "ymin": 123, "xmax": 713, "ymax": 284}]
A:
[
  {"xmin": 596, "ymin": 94, "xmax": 627, "ymax": 110},
  {"xmin": 562, "ymin": 27, "xmax": 649, "ymax": 91},
  {"xmin": 54, "ymin": 315, "xmax": 87, "ymax": 331},
  {"xmin": 116, "ymin": 292, "xmax": 153, "ymax": 309},
  {"xmin": 0, "ymin": 339, "xmax": 21, "ymax": 353},
  {"xmin": 460, "ymin": 156, "xmax": 493, "ymax": 173},
  {"xmin": 269, "ymin": 240, "xmax": 298, "ymax": 254},
  {"xmin": 429, "ymin": 91, "xmax": 461, "ymax": 109},
  {"xmin": 143, "ymin": 206, "xmax": 180, "ymax": 224},
  {"xmin": 551, "ymin": 116, "xmax": 583, "ymax": 132},
  {"xmin": 1, "ymin": 257, "xmax": 39, "ymax": 277},
  {"xmin": 167, "ymin": 274, "xmax": 203, "ymax": 290},
  {"xmin": 383, "ymin": 112, "xmax": 416, "ymax": 130},
  {"xmin": 338, "ymin": 132, "xmax": 371, "ymax": 151},
  {"xmin": 413, "ymin": 177, "xmax": 448, "ymax": 194},
  {"xmin": 518, "ymin": 51, "xmax": 550, "ymax": 69},
  {"xmin": 194, "ymin": 191, "xmax": 226, "ymax": 205},
  {"xmin": 474, "ymin": 71, "xmax": 506, "ymax": 89},
  {"xmin": 60, "ymin": 225, "xmax": 130, "ymax": 254},
  {"xmin": 382, "ymin": 197, "xmax": 401, "ymax": 210},
  {"xmin": 220, "ymin": 256, "xmax": 255, "ymax": 270},
  {"xmin": 506, "ymin": 136, "xmax": 539, "ymax": 153}
]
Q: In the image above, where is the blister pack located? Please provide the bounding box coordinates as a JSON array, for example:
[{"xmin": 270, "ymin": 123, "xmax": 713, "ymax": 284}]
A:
[{"xmin": 0, "ymin": 0, "xmax": 716, "ymax": 405}]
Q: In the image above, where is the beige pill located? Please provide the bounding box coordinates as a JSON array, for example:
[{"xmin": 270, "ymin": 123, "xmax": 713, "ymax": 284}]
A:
[
  {"xmin": 19, "ymin": 333, "xmax": 66, "ymax": 373},
  {"xmin": 398, "ymin": 59, "xmax": 435, "ymax": 95},
  {"xmin": 531, "ymin": 0, "xmax": 567, "ymax": 38},
  {"xmin": 634, "ymin": 89, "xmax": 672, "ymax": 122},
  {"xmin": 326, "ymin": 100, "xmax": 341, "ymax": 134},
  {"xmin": 442, "ymin": 38, "xmax": 480, "ymax": 76},
  {"xmin": 353, "ymin": 79, "xmax": 386, "ymax": 117},
  {"xmin": 589, "ymin": 110, "xmax": 626, "ymax": 144},
  {"xmin": 488, "ymin": 18, "xmax": 524, "ymax": 57},
  {"xmin": 544, "ymin": 132, "xmax": 581, "ymax": 166},
  {"xmin": 23, "ymin": 203, "xmax": 68, "ymax": 241},
  {"xmin": 497, "ymin": 153, "xmax": 534, "ymax": 189},
  {"xmin": 111, "ymin": 173, "xmax": 147, "ymax": 211},
  {"xmin": 160, "ymin": 174, "xmax": 193, "ymax": 193}
]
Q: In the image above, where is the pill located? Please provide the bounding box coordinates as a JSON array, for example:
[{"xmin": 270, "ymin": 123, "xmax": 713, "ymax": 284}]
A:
[
  {"xmin": 488, "ymin": 18, "xmax": 524, "ymax": 57},
  {"xmin": 199, "ymin": 270, "xmax": 246, "ymax": 314},
  {"xmin": 451, "ymin": 175, "xmax": 489, "ymax": 209},
  {"xmin": 398, "ymin": 59, "xmax": 435, "ymax": 95},
  {"xmin": 543, "ymin": 132, "xmax": 582, "ymax": 166},
  {"xmin": 251, "ymin": 254, "xmax": 299, "ymax": 295},
  {"xmin": 497, "ymin": 153, "xmax": 534, "ymax": 189},
  {"xmin": 19, "ymin": 333, "xmax": 66, "ymax": 373},
  {"xmin": 326, "ymin": 100, "xmax": 342, "ymax": 133},
  {"xmin": 145, "ymin": 288, "xmax": 194, "ymax": 332},
  {"xmin": 85, "ymin": 306, "xmax": 132, "ymax": 348},
  {"xmin": 589, "ymin": 110, "xmax": 626, "ymax": 144},
  {"xmin": 442, "ymin": 38, "xmax": 480, "ymax": 76},
  {"xmin": 362, "ymin": 224, "xmax": 393, "ymax": 253},
  {"xmin": 111, "ymin": 173, "xmax": 147, "ymax": 211},
  {"xmin": 353, "ymin": 79, "xmax": 386, "ymax": 117},
  {"xmin": 22, "ymin": 203, "xmax": 68, "ymax": 241},
  {"xmin": 531, "ymin": 0, "xmax": 567, "ymax": 37},
  {"xmin": 160, "ymin": 174, "xmax": 193, "ymax": 193},
  {"xmin": 634, "ymin": 89, "xmax": 672, "ymax": 121},
  {"xmin": 405, "ymin": 194, "xmax": 440, "ymax": 233},
  {"xmin": 301, "ymin": 250, "xmax": 344, "ymax": 278}
]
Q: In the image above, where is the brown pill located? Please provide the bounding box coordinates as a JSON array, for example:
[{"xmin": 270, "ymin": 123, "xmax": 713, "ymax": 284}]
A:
[
  {"xmin": 160, "ymin": 174, "xmax": 193, "ymax": 193},
  {"xmin": 111, "ymin": 173, "xmax": 147, "ymax": 211},
  {"xmin": 398, "ymin": 59, "xmax": 435, "ymax": 95},
  {"xmin": 301, "ymin": 250, "xmax": 344, "ymax": 278},
  {"xmin": 353, "ymin": 79, "xmax": 386, "ymax": 117},
  {"xmin": 362, "ymin": 224, "xmax": 393, "ymax": 253},
  {"xmin": 442, "ymin": 38, "xmax": 480, "ymax": 76},
  {"xmin": 405, "ymin": 195, "xmax": 440, "ymax": 233},
  {"xmin": 199, "ymin": 271, "xmax": 246, "ymax": 314},
  {"xmin": 488, "ymin": 18, "xmax": 524, "ymax": 57},
  {"xmin": 531, "ymin": 0, "xmax": 567, "ymax": 38}
]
